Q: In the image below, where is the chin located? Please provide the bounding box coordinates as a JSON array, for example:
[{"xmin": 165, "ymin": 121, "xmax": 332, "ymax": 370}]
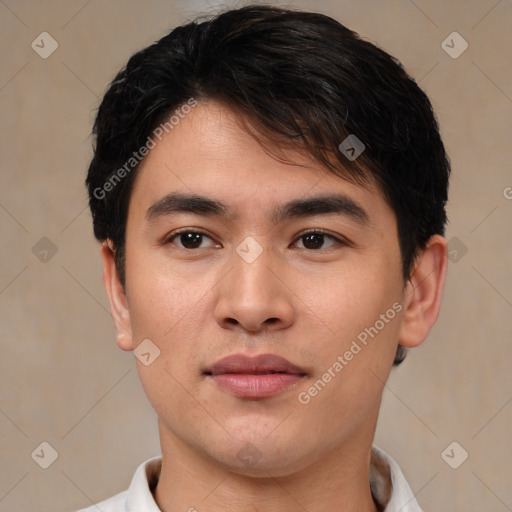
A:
[{"xmin": 206, "ymin": 433, "xmax": 314, "ymax": 478}]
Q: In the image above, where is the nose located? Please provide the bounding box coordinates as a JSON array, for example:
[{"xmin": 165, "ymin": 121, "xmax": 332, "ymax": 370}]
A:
[{"xmin": 213, "ymin": 241, "xmax": 295, "ymax": 333}]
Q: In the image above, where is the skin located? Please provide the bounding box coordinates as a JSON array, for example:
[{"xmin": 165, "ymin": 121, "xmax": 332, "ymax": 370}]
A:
[{"xmin": 101, "ymin": 100, "xmax": 448, "ymax": 512}]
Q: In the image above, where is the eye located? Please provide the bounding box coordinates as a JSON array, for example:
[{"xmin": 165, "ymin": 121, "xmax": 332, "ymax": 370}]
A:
[
  {"xmin": 292, "ymin": 230, "xmax": 346, "ymax": 250},
  {"xmin": 164, "ymin": 229, "xmax": 347, "ymax": 251},
  {"xmin": 165, "ymin": 229, "xmax": 219, "ymax": 250}
]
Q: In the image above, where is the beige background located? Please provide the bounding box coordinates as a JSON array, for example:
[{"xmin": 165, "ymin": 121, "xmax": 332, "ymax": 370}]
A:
[{"xmin": 1, "ymin": 0, "xmax": 511, "ymax": 511}]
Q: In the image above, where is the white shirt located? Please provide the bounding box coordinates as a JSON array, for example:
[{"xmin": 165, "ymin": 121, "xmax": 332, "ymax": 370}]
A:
[{"xmin": 76, "ymin": 445, "xmax": 422, "ymax": 511}]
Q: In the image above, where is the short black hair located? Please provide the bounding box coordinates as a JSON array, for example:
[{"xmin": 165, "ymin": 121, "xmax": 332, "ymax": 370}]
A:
[{"xmin": 86, "ymin": 4, "xmax": 450, "ymax": 366}]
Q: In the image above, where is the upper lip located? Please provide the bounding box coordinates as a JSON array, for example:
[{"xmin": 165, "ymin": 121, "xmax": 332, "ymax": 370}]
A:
[{"xmin": 205, "ymin": 353, "xmax": 307, "ymax": 376}]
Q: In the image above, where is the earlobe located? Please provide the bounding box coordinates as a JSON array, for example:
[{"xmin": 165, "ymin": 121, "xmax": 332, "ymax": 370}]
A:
[
  {"xmin": 100, "ymin": 241, "xmax": 134, "ymax": 351},
  {"xmin": 397, "ymin": 235, "xmax": 448, "ymax": 349}
]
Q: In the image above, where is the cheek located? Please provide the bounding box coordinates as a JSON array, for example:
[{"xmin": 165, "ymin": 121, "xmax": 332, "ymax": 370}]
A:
[
  {"xmin": 296, "ymin": 305, "xmax": 402, "ymax": 447},
  {"xmin": 295, "ymin": 258, "xmax": 404, "ymax": 422},
  {"xmin": 293, "ymin": 258, "xmax": 403, "ymax": 417},
  {"xmin": 125, "ymin": 249, "xmax": 208, "ymax": 338},
  {"xmin": 124, "ymin": 265, "xmax": 219, "ymax": 406},
  {"xmin": 297, "ymin": 257, "xmax": 403, "ymax": 346},
  {"xmin": 125, "ymin": 265, "xmax": 211, "ymax": 415}
]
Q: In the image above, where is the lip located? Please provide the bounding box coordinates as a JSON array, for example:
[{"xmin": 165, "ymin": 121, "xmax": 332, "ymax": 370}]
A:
[{"xmin": 205, "ymin": 353, "xmax": 307, "ymax": 399}]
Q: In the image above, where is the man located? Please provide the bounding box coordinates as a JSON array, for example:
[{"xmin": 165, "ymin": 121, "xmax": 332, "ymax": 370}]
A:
[{"xmin": 80, "ymin": 5, "xmax": 450, "ymax": 511}]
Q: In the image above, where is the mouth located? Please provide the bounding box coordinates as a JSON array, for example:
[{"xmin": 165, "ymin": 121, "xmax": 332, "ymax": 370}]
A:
[{"xmin": 204, "ymin": 353, "xmax": 307, "ymax": 399}]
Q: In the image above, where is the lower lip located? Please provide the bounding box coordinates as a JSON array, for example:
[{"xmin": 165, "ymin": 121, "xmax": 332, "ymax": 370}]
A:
[{"xmin": 210, "ymin": 373, "xmax": 304, "ymax": 399}]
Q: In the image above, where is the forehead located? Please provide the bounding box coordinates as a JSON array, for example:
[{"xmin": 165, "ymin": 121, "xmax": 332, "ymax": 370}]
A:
[{"xmin": 129, "ymin": 100, "xmax": 393, "ymax": 226}]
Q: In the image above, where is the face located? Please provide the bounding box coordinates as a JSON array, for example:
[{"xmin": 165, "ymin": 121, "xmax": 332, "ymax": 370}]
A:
[{"xmin": 108, "ymin": 100, "xmax": 415, "ymax": 476}]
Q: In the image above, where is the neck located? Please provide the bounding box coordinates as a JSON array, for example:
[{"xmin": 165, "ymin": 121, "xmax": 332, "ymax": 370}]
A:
[{"xmin": 153, "ymin": 421, "xmax": 380, "ymax": 512}]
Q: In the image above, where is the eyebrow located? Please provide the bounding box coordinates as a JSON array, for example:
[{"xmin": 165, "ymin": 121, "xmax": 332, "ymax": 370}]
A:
[{"xmin": 146, "ymin": 192, "xmax": 370, "ymax": 226}]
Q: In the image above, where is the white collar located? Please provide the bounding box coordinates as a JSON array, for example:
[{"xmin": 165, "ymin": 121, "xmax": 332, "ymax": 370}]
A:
[{"xmin": 370, "ymin": 445, "xmax": 422, "ymax": 511}]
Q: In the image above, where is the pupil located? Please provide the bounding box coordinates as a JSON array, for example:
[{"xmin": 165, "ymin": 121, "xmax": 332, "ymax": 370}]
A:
[
  {"xmin": 181, "ymin": 232, "xmax": 202, "ymax": 248},
  {"xmin": 304, "ymin": 233, "xmax": 323, "ymax": 249}
]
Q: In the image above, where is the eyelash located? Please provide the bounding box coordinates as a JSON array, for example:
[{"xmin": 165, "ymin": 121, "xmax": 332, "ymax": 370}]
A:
[{"xmin": 164, "ymin": 228, "xmax": 349, "ymax": 251}]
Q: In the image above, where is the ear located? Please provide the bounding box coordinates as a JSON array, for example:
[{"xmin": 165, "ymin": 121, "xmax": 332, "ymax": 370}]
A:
[
  {"xmin": 100, "ymin": 241, "xmax": 134, "ymax": 351},
  {"xmin": 398, "ymin": 235, "xmax": 448, "ymax": 348}
]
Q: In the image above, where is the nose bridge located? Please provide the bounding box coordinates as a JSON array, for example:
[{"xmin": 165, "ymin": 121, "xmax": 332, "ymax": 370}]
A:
[
  {"xmin": 214, "ymin": 236, "xmax": 294, "ymax": 331},
  {"xmin": 232, "ymin": 236, "xmax": 279, "ymax": 300}
]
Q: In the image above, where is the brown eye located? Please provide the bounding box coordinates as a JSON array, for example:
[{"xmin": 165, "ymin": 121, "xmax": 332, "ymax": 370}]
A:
[
  {"xmin": 166, "ymin": 230, "xmax": 217, "ymax": 249},
  {"xmin": 293, "ymin": 230, "xmax": 345, "ymax": 250}
]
